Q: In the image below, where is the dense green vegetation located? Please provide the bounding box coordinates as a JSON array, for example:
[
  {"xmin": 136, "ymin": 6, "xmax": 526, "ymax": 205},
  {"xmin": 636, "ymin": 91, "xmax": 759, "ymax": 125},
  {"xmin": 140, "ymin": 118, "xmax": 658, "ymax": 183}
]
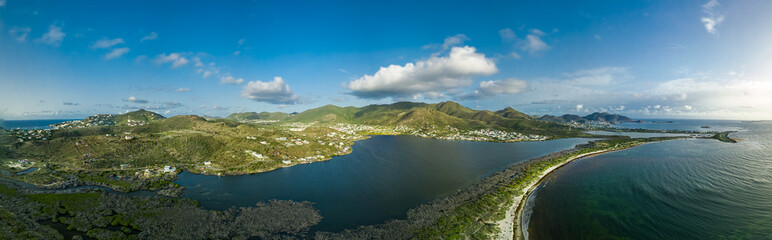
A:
[
  {"xmin": 227, "ymin": 101, "xmax": 589, "ymax": 138},
  {"xmin": 411, "ymin": 137, "xmax": 677, "ymax": 239},
  {"xmin": 313, "ymin": 136, "xmax": 690, "ymax": 239},
  {"xmin": 712, "ymin": 131, "xmax": 738, "ymax": 143},
  {"xmin": 0, "ymin": 181, "xmax": 321, "ymax": 239}
]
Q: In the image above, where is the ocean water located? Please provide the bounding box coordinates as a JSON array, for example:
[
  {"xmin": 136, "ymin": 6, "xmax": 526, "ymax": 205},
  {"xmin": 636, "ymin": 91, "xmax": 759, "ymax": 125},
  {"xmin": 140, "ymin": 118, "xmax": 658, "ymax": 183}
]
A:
[
  {"xmin": 0, "ymin": 119, "xmax": 77, "ymax": 129},
  {"xmin": 174, "ymin": 135, "xmax": 595, "ymax": 232},
  {"xmin": 526, "ymin": 120, "xmax": 772, "ymax": 239}
]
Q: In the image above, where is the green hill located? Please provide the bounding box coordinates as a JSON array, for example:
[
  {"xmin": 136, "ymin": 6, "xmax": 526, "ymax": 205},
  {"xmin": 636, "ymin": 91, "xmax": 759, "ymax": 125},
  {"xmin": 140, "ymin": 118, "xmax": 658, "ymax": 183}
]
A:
[
  {"xmin": 113, "ymin": 109, "xmax": 166, "ymax": 125},
  {"xmin": 275, "ymin": 101, "xmax": 584, "ymax": 137},
  {"xmin": 226, "ymin": 112, "xmax": 290, "ymax": 121}
]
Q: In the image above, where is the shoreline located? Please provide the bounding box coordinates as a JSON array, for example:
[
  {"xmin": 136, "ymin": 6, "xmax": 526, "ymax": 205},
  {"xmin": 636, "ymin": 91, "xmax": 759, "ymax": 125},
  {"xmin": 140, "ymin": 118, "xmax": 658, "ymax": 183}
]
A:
[{"xmin": 496, "ymin": 145, "xmax": 646, "ymax": 240}]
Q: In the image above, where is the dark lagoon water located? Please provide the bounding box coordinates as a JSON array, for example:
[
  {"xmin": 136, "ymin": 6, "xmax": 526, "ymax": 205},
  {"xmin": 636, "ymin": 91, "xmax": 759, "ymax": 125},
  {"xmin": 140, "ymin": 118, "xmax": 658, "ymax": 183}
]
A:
[
  {"xmin": 526, "ymin": 120, "xmax": 772, "ymax": 239},
  {"xmin": 174, "ymin": 135, "xmax": 594, "ymax": 232},
  {"xmin": 0, "ymin": 119, "xmax": 76, "ymax": 129}
]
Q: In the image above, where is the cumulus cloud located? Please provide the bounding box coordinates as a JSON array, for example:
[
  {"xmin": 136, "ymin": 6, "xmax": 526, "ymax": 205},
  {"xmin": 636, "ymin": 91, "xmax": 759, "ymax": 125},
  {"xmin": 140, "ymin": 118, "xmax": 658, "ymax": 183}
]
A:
[
  {"xmin": 124, "ymin": 96, "xmax": 148, "ymax": 104},
  {"xmin": 522, "ymin": 29, "xmax": 549, "ymax": 53},
  {"xmin": 423, "ymin": 34, "xmax": 469, "ymax": 50},
  {"xmin": 442, "ymin": 34, "xmax": 469, "ymax": 50},
  {"xmin": 456, "ymin": 78, "xmax": 528, "ymax": 100},
  {"xmin": 220, "ymin": 75, "xmax": 244, "ymax": 85},
  {"xmin": 241, "ymin": 76, "xmax": 301, "ymax": 104},
  {"xmin": 38, "ymin": 24, "xmax": 65, "ymax": 46},
  {"xmin": 141, "ymin": 32, "xmax": 158, "ymax": 42},
  {"xmin": 576, "ymin": 104, "xmax": 584, "ymax": 111},
  {"xmin": 9, "ymin": 27, "xmax": 31, "ymax": 42},
  {"xmin": 347, "ymin": 46, "xmax": 498, "ymax": 99},
  {"xmin": 701, "ymin": 0, "xmax": 724, "ymax": 34},
  {"xmin": 155, "ymin": 53, "xmax": 189, "ymax": 68},
  {"xmin": 91, "ymin": 38, "xmax": 124, "ymax": 49},
  {"xmin": 499, "ymin": 28, "xmax": 517, "ymax": 41},
  {"xmin": 104, "ymin": 47, "xmax": 129, "ymax": 59}
]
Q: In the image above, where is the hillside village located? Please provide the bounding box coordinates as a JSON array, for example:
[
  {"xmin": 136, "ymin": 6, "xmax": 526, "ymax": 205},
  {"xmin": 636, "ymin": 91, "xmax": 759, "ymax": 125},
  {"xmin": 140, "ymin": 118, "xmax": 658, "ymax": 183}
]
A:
[{"xmin": 0, "ymin": 101, "xmax": 658, "ymax": 193}]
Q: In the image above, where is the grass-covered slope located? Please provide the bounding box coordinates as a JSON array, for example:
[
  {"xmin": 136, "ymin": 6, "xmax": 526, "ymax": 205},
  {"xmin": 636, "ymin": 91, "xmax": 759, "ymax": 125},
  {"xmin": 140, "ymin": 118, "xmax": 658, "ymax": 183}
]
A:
[
  {"xmin": 226, "ymin": 112, "xmax": 290, "ymax": 121},
  {"xmin": 227, "ymin": 101, "xmax": 587, "ymax": 137},
  {"xmin": 113, "ymin": 109, "xmax": 165, "ymax": 125}
]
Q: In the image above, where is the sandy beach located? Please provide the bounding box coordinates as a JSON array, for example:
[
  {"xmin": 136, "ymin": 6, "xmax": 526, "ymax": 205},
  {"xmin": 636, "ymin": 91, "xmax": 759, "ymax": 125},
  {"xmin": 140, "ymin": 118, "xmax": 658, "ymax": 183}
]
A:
[{"xmin": 494, "ymin": 149, "xmax": 615, "ymax": 240}]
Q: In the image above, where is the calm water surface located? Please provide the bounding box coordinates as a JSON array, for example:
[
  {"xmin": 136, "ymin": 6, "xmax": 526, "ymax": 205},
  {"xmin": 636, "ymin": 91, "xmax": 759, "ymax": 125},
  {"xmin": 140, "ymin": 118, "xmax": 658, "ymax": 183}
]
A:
[
  {"xmin": 0, "ymin": 119, "xmax": 76, "ymax": 129},
  {"xmin": 175, "ymin": 135, "xmax": 593, "ymax": 232},
  {"xmin": 527, "ymin": 120, "xmax": 772, "ymax": 239}
]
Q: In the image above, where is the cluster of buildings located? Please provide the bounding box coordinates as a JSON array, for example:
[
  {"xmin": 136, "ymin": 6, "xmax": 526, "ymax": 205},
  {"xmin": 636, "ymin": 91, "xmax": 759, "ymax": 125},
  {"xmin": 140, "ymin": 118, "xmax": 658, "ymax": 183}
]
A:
[
  {"xmin": 5, "ymin": 159, "xmax": 33, "ymax": 169},
  {"xmin": 51, "ymin": 114, "xmax": 115, "ymax": 129},
  {"xmin": 467, "ymin": 129, "xmax": 547, "ymax": 141},
  {"xmin": 126, "ymin": 119, "xmax": 148, "ymax": 127},
  {"xmin": 283, "ymin": 122, "xmax": 313, "ymax": 132},
  {"xmin": 244, "ymin": 150, "xmax": 266, "ymax": 160},
  {"xmin": 7, "ymin": 128, "xmax": 52, "ymax": 142},
  {"xmin": 563, "ymin": 120, "xmax": 614, "ymax": 130}
]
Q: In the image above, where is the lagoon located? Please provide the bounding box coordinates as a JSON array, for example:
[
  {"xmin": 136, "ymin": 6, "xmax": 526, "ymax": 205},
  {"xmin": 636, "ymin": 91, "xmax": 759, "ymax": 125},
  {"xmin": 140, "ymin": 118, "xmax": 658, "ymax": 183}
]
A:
[{"xmin": 174, "ymin": 135, "xmax": 594, "ymax": 232}]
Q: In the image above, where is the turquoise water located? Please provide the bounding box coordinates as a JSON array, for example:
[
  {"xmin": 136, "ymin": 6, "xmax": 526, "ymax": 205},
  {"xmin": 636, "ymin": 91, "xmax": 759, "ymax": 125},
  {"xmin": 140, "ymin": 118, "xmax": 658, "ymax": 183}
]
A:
[
  {"xmin": 0, "ymin": 119, "xmax": 76, "ymax": 129},
  {"xmin": 527, "ymin": 120, "xmax": 772, "ymax": 239},
  {"xmin": 174, "ymin": 135, "xmax": 594, "ymax": 232}
]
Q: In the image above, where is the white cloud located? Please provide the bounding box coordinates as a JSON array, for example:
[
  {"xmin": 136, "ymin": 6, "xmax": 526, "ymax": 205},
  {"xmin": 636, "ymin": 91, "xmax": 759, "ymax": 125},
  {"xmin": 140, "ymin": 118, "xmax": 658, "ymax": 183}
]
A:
[
  {"xmin": 233, "ymin": 50, "xmax": 241, "ymax": 55},
  {"xmin": 442, "ymin": 34, "xmax": 469, "ymax": 50},
  {"xmin": 124, "ymin": 96, "xmax": 148, "ymax": 104},
  {"xmin": 510, "ymin": 52, "xmax": 521, "ymax": 59},
  {"xmin": 141, "ymin": 32, "xmax": 158, "ymax": 42},
  {"xmin": 175, "ymin": 87, "xmax": 191, "ymax": 92},
  {"xmin": 241, "ymin": 76, "xmax": 301, "ymax": 104},
  {"xmin": 347, "ymin": 46, "xmax": 498, "ymax": 99},
  {"xmin": 8, "ymin": 27, "xmax": 31, "ymax": 42},
  {"xmin": 104, "ymin": 47, "xmax": 129, "ymax": 59},
  {"xmin": 0, "ymin": 0, "xmax": 5, "ymax": 7},
  {"xmin": 202, "ymin": 71, "xmax": 213, "ymax": 78},
  {"xmin": 155, "ymin": 53, "xmax": 189, "ymax": 68},
  {"xmin": 523, "ymin": 32, "xmax": 549, "ymax": 53},
  {"xmin": 499, "ymin": 28, "xmax": 517, "ymax": 41},
  {"xmin": 423, "ymin": 34, "xmax": 469, "ymax": 50},
  {"xmin": 501, "ymin": 28, "xmax": 551, "ymax": 54},
  {"xmin": 701, "ymin": 0, "xmax": 724, "ymax": 34},
  {"xmin": 456, "ymin": 78, "xmax": 528, "ymax": 100},
  {"xmin": 576, "ymin": 104, "xmax": 584, "ymax": 111},
  {"xmin": 220, "ymin": 75, "xmax": 244, "ymax": 85},
  {"xmin": 238, "ymin": 38, "xmax": 246, "ymax": 45},
  {"xmin": 38, "ymin": 24, "xmax": 65, "ymax": 46},
  {"xmin": 193, "ymin": 57, "xmax": 204, "ymax": 67},
  {"xmin": 91, "ymin": 38, "xmax": 124, "ymax": 49}
]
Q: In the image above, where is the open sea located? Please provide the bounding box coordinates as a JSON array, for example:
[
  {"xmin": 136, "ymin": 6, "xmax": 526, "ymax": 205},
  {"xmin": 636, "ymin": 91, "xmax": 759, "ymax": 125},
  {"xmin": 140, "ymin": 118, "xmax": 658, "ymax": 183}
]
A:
[
  {"xmin": 0, "ymin": 119, "xmax": 76, "ymax": 130},
  {"xmin": 525, "ymin": 120, "xmax": 772, "ymax": 239}
]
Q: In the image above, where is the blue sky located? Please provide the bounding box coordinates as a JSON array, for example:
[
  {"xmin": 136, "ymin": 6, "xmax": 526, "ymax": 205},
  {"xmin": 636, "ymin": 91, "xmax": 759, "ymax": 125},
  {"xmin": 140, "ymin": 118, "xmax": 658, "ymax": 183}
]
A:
[{"xmin": 1, "ymin": 0, "xmax": 771, "ymax": 120}]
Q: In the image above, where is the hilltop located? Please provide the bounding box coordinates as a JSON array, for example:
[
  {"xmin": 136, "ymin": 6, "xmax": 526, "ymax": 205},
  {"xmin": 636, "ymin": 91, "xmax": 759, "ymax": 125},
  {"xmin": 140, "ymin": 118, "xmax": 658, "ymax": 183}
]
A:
[
  {"xmin": 227, "ymin": 101, "xmax": 585, "ymax": 137},
  {"xmin": 0, "ymin": 101, "xmax": 593, "ymax": 194}
]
